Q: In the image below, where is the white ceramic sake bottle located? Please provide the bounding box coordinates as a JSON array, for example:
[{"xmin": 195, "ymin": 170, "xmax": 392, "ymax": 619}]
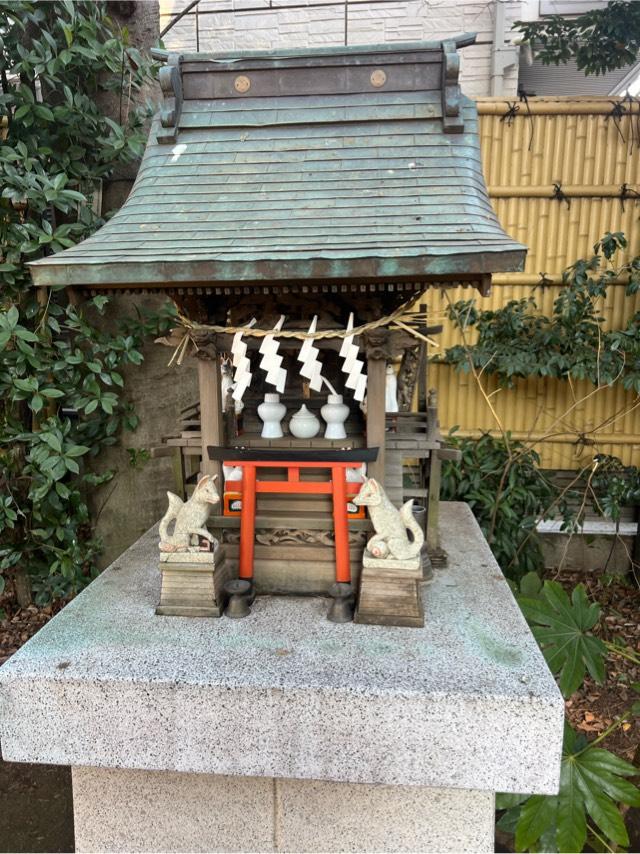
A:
[
  {"xmin": 321, "ymin": 394, "xmax": 349, "ymax": 440},
  {"xmin": 257, "ymin": 393, "xmax": 286, "ymax": 439}
]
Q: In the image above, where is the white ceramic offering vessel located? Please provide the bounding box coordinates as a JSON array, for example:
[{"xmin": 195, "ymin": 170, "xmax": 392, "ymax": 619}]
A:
[
  {"xmin": 257, "ymin": 392, "xmax": 286, "ymax": 439},
  {"xmin": 321, "ymin": 394, "xmax": 349, "ymax": 440},
  {"xmin": 289, "ymin": 404, "xmax": 320, "ymax": 439}
]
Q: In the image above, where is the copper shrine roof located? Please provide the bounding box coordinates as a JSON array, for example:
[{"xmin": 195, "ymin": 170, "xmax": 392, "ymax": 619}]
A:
[{"xmin": 29, "ymin": 36, "xmax": 526, "ymax": 290}]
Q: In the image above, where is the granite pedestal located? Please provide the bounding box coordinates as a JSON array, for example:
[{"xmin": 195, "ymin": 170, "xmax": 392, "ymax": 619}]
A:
[{"xmin": 0, "ymin": 502, "xmax": 564, "ymax": 853}]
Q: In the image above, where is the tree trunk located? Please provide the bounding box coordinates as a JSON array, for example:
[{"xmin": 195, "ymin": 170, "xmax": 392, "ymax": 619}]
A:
[{"xmin": 13, "ymin": 565, "xmax": 32, "ymax": 608}]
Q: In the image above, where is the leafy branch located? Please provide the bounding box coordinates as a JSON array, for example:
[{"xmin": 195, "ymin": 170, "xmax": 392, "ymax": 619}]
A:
[
  {"xmin": 443, "ymin": 233, "xmax": 640, "ymax": 393},
  {"xmin": 0, "ymin": 1, "xmax": 172, "ymax": 606},
  {"xmin": 513, "ymin": 1, "xmax": 640, "ymax": 77}
]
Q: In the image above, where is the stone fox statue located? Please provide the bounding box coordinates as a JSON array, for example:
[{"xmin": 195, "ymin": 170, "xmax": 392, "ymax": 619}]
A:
[
  {"xmin": 159, "ymin": 474, "xmax": 220, "ymax": 552},
  {"xmin": 354, "ymin": 477, "xmax": 424, "ymax": 561}
]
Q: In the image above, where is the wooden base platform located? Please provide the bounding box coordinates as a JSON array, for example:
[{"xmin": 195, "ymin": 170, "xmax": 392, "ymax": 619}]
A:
[
  {"xmin": 156, "ymin": 547, "xmax": 231, "ymax": 617},
  {"xmin": 355, "ymin": 554, "xmax": 424, "ymax": 628}
]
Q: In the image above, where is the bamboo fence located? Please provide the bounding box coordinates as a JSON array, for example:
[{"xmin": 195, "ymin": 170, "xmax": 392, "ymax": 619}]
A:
[{"xmin": 424, "ymin": 96, "xmax": 640, "ymax": 468}]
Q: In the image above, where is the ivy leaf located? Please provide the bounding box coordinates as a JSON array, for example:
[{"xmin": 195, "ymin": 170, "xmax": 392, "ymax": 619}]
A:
[
  {"xmin": 34, "ymin": 103, "xmax": 54, "ymax": 122},
  {"xmin": 41, "ymin": 432, "xmax": 62, "ymax": 453},
  {"xmin": 518, "ymin": 582, "xmax": 606, "ymax": 696},
  {"xmin": 65, "ymin": 444, "xmax": 90, "ymax": 457},
  {"xmin": 5, "ymin": 306, "xmax": 19, "ymax": 329},
  {"xmin": 13, "ymin": 104, "xmax": 31, "ymax": 121},
  {"xmin": 15, "ymin": 326, "xmax": 39, "ymax": 342},
  {"xmin": 64, "ymin": 457, "xmax": 79, "ymax": 475},
  {"xmin": 92, "ymin": 295, "xmax": 109, "ymax": 311}
]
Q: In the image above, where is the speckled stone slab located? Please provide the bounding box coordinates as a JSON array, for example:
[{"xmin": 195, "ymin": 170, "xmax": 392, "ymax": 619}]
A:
[
  {"xmin": 0, "ymin": 502, "xmax": 564, "ymax": 794},
  {"xmin": 159, "ymin": 550, "xmax": 218, "ymax": 563},
  {"xmin": 71, "ymin": 766, "xmax": 495, "ymax": 853}
]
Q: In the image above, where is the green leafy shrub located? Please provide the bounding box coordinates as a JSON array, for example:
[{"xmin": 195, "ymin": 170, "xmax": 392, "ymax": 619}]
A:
[
  {"xmin": 520, "ymin": 581, "xmax": 606, "ymax": 698},
  {"xmin": 441, "ymin": 437, "xmax": 640, "ymax": 850},
  {"xmin": 440, "ymin": 432, "xmax": 561, "ymax": 578},
  {"xmin": 0, "ymin": 1, "xmax": 172, "ymax": 604},
  {"xmin": 443, "ymin": 233, "xmax": 640, "ymax": 391},
  {"xmin": 591, "ymin": 454, "xmax": 640, "ymax": 523},
  {"xmin": 513, "ymin": 1, "xmax": 640, "ymax": 76}
]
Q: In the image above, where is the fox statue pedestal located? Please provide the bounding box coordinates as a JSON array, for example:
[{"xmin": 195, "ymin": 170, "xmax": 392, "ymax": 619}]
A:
[
  {"xmin": 156, "ymin": 473, "xmax": 231, "ymax": 617},
  {"xmin": 157, "ymin": 547, "xmax": 230, "ymax": 618},
  {"xmin": 354, "ymin": 477, "xmax": 425, "ymax": 627},
  {"xmin": 355, "ymin": 552, "xmax": 424, "ymax": 627}
]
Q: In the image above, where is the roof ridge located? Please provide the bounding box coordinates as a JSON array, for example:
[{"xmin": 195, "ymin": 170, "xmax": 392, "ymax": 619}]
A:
[{"xmin": 150, "ymin": 34, "xmax": 477, "ymax": 65}]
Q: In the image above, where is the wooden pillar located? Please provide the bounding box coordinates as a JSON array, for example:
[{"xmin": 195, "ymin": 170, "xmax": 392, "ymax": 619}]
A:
[
  {"xmin": 426, "ymin": 451, "xmax": 441, "ymax": 552},
  {"xmin": 426, "ymin": 388, "xmax": 441, "ymax": 549},
  {"xmin": 363, "ymin": 329, "xmax": 391, "ymax": 486},
  {"xmin": 197, "ymin": 350, "xmax": 224, "ymax": 512}
]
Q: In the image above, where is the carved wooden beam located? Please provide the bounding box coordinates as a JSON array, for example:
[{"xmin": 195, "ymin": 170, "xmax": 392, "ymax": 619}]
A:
[
  {"xmin": 157, "ymin": 54, "xmax": 183, "ymax": 145},
  {"xmin": 441, "ymin": 40, "xmax": 464, "ymax": 134},
  {"xmin": 362, "ymin": 328, "xmax": 393, "ymax": 361}
]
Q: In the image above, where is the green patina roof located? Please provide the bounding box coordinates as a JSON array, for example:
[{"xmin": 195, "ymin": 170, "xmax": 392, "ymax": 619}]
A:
[{"xmin": 29, "ymin": 37, "xmax": 526, "ymax": 290}]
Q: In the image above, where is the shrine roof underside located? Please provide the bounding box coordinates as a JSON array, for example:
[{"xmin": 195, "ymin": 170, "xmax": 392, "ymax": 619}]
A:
[{"xmin": 29, "ymin": 36, "xmax": 526, "ymax": 291}]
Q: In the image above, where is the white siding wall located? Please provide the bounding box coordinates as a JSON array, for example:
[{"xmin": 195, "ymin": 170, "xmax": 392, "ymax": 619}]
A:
[{"xmin": 160, "ymin": 0, "xmax": 526, "ymax": 97}]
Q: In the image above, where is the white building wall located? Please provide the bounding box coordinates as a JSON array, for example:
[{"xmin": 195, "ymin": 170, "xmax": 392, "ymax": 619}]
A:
[{"xmin": 160, "ymin": 0, "xmax": 526, "ymax": 97}]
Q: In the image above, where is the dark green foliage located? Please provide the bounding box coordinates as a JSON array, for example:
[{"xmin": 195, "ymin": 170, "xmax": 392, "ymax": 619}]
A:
[
  {"xmin": 442, "ymin": 435, "xmax": 640, "ymax": 850},
  {"xmin": 513, "ymin": 1, "xmax": 640, "ymax": 76},
  {"xmin": 0, "ymin": 2, "xmax": 172, "ymax": 603},
  {"xmin": 520, "ymin": 581, "xmax": 607, "ymax": 698},
  {"xmin": 497, "ymin": 582, "xmax": 640, "ymax": 852},
  {"xmin": 498, "ymin": 723, "xmax": 640, "ymax": 853},
  {"xmin": 444, "ymin": 233, "xmax": 640, "ymax": 392},
  {"xmin": 440, "ymin": 432, "xmax": 561, "ymax": 578},
  {"xmin": 591, "ymin": 453, "xmax": 640, "ymax": 522}
]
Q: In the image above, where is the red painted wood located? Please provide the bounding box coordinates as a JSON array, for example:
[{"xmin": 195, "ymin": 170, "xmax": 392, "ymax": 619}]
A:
[
  {"xmin": 224, "ymin": 459, "xmax": 361, "ymax": 583},
  {"xmin": 331, "ymin": 465, "xmax": 351, "ymax": 583},
  {"xmin": 239, "ymin": 463, "xmax": 257, "ymax": 580},
  {"xmin": 231, "ymin": 479, "xmax": 360, "ymax": 496}
]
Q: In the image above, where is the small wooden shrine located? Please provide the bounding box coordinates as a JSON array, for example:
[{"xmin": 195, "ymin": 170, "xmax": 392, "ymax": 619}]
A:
[{"xmin": 29, "ymin": 36, "xmax": 525, "ymax": 621}]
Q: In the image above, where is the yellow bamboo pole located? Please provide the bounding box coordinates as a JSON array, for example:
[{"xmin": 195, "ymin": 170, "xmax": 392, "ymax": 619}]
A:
[
  {"xmin": 488, "ymin": 184, "xmax": 636, "ymax": 198},
  {"xmin": 476, "ymin": 97, "xmax": 640, "ymax": 116}
]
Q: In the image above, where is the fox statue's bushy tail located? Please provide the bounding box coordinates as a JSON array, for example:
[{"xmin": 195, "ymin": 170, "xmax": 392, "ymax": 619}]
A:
[
  {"xmin": 399, "ymin": 499, "xmax": 424, "ymax": 557},
  {"xmin": 159, "ymin": 492, "xmax": 184, "ymax": 546}
]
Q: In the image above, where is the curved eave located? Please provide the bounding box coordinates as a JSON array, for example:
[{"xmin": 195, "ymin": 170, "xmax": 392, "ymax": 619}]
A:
[{"xmin": 30, "ymin": 247, "xmax": 525, "ymax": 289}]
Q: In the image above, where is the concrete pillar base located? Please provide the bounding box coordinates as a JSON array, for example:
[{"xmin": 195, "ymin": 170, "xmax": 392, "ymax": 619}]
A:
[{"xmin": 73, "ymin": 766, "xmax": 494, "ymax": 853}]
